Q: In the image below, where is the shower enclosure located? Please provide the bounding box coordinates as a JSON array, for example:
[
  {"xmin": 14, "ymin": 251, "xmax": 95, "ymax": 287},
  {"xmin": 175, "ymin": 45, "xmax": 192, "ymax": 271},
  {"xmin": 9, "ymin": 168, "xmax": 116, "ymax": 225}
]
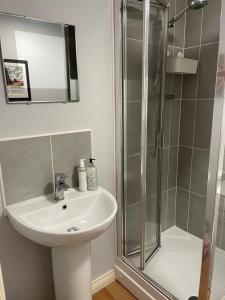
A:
[{"xmin": 115, "ymin": 0, "xmax": 225, "ymax": 299}]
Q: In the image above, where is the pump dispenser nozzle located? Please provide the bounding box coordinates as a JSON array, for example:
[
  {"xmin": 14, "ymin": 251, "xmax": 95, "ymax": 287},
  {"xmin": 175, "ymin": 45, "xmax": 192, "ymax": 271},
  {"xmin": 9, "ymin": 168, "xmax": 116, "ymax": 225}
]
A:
[
  {"xmin": 89, "ymin": 158, "xmax": 96, "ymax": 165},
  {"xmin": 80, "ymin": 158, "xmax": 85, "ymax": 168}
]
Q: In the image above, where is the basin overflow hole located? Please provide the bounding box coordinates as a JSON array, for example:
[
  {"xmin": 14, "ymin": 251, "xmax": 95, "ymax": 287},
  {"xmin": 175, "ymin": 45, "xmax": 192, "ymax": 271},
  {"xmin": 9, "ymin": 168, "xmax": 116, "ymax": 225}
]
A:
[
  {"xmin": 62, "ymin": 204, "xmax": 67, "ymax": 210},
  {"xmin": 67, "ymin": 226, "xmax": 79, "ymax": 232}
]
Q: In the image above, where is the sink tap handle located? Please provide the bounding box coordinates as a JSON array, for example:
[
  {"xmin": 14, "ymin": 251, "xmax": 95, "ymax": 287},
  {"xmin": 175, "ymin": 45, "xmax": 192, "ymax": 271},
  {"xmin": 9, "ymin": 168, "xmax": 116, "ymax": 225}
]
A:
[{"xmin": 55, "ymin": 173, "xmax": 70, "ymax": 189}]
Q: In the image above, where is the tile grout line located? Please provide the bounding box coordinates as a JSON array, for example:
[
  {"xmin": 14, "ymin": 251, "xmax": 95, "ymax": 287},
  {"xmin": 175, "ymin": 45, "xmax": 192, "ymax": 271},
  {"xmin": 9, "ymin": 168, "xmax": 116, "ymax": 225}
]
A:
[
  {"xmin": 179, "ymin": 145, "xmax": 210, "ymax": 152},
  {"xmin": 49, "ymin": 136, "xmax": 55, "ymax": 192},
  {"xmin": 181, "ymin": 98, "xmax": 214, "ymax": 101},
  {"xmin": 177, "ymin": 186, "xmax": 206, "ymax": 199},
  {"xmin": 181, "ymin": 41, "xmax": 219, "ymax": 50},
  {"xmin": 127, "ymin": 188, "xmax": 178, "ymax": 209}
]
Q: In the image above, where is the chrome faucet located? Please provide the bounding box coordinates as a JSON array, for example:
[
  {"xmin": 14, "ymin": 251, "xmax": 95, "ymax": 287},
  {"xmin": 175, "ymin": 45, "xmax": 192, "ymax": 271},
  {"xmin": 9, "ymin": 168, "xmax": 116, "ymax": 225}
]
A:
[{"xmin": 55, "ymin": 173, "xmax": 70, "ymax": 201}]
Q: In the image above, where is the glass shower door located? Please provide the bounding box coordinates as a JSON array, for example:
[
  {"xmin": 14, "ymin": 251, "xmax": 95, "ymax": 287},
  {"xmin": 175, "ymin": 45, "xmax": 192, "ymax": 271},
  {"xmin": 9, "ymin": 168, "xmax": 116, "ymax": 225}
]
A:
[
  {"xmin": 143, "ymin": 2, "xmax": 167, "ymax": 267},
  {"xmin": 122, "ymin": 0, "xmax": 168, "ymax": 270}
]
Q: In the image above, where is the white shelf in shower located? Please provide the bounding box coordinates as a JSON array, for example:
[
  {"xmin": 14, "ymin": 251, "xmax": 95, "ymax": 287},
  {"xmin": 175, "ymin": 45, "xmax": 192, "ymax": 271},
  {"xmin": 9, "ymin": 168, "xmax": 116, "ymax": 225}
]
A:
[{"xmin": 167, "ymin": 56, "xmax": 199, "ymax": 74}]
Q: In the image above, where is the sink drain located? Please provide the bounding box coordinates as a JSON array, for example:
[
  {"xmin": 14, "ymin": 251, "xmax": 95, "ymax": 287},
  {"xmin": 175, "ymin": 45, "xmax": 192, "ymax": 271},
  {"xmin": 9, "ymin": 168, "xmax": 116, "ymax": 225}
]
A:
[
  {"xmin": 188, "ymin": 297, "xmax": 198, "ymax": 300},
  {"xmin": 67, "ymin": 226, "xmax": 79, "ymax": 232}
]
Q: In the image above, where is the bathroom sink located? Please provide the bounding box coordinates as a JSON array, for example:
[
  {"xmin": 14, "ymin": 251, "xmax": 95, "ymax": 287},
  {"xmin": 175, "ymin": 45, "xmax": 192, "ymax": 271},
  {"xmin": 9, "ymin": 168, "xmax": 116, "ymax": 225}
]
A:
[
  {"xmin": 6, "ymin": 187, "xmax": 117, "ymax": 300},
  {"xmin": 6, "ymin": 187, "xmax": 117, "ymax": 247}
]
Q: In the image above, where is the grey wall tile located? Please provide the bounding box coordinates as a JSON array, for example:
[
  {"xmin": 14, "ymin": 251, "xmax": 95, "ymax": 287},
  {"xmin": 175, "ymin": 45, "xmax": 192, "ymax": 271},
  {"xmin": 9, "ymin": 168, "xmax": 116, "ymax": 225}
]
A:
[
  {"xmin": 182, "ymin": 47, "xmax": 200, "ymax": 99},
  {"xmin": 147, "ymin": 100, "xmax": 160, "ymax": 152},
  {"xmin": 127, "ymin": 39, "xmax": 142, "ymax": 101},
  {"xmin": 0, "ymin": 137, "xmax": 53, "ymax": 206},
  {"xmin": 168, "ymin": 146, "xmax": 178, "ymax": 189},
  {"xmin": 127, "ymin": 4, "xmax": 143, "ymax": 40},
  {"xmin": 127, "ymin": 39, "xmax": 142, "ymax": 79},
  {"xmin": 188, "ymin": 193, "xmax": 206, "ymax": 239},
  {"xmin": 167, "ymin": 0, "xmax": 175, "ymax": 46},
  {"xmin": 172, "ymin": 75, "xmax": 182, "ymax": 100},
  {"xmin": 185, "ymin": 8, "xmax": 202, "ymax": 47},
  {"xmin": 147, "ymin": 151, "xmax": 161, "ymax": 197},
  {"xmin": 162, "ymin": 148, "xmax": 169, "ymax": 192},
  {"xmin": 126, "ymin": 202, "xmax": 141, "ymax": 252},
  {"xmin": 201, "ymin": 0, "xmax": 222, "ymax": 44},
  {"xmin": 219, "ymin": 196, "xmax": 225, "ymax": 220},
  {"xmin": 166, "ymin": 74, "xmax": 173, "ymax": 96},
  {"xmin": 176, "ymin": 188, "xmax": 189, "ymax": 231},
  {"xmin": 191, "ymin": 149, "xmax": 209, "ymax": 196},
  {"xmin": 127, "ymin": 154, "xmax": 141, "ymax": 206},
  {"xmin": 221, "ymin": 222, "xmax": 225, "ymax": 251},
  {"xmin": 146, "ymin": 195, "xmax": 160, "ymax": 248},
  {"xmin": 127, "ymin": 102, "xmax": 142, "ymax": 155},
  {"xmin": 161, "ymin": 191, "xmax": 168, "ymax": 232},
  {"xmin": 147, "ymin": 195, "xmax": 157, "ymax": 225},
  {"xmin": 194, "ymin": 100, "xmax": 214, "ymax": 149},
  {"xmin": 51, "ymin": 131, "xmax": 92, "ymax": 188},
  {"xmin": 170, "ymin": 100, "xmax": 180, "ymax": 146},
  {"xmin": 179, "ymin": 101, "xmax": 195, "ymax": 147},
  {"xmin": 223, "ymin": 153, "xmax": 225, "ymax": 175},
  {"xmin": 167, "ymin": 188, "xmax": 176, "ymax": 228},
  {"xmin": 163, "ymin": 101, "xmax": 170, "ymax": 148},
  {"xmin": 216, "ymin": 219, "xmax": 222, "ymax": 248},
  {"xmin": 197, "ymin": 43, "xmax": 219, "ymax": 99},
  {"xmin": 177, "ymin": 146, "xmax": 192, "ymax": 190},
  {"xmin": 174, "ymin": 0, "xmax": 186, "ymax": 48}
]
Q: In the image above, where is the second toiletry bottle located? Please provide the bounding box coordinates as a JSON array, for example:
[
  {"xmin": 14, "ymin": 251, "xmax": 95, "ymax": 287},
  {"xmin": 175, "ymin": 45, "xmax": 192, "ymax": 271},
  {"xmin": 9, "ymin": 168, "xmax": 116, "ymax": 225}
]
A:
[
  {"xmin": 78, "ymin": 158, "xmax": 87, "ymax": 192},
  {"xmin": 87, "ymin": 158, "xmax": 98, "ymax": 191}
]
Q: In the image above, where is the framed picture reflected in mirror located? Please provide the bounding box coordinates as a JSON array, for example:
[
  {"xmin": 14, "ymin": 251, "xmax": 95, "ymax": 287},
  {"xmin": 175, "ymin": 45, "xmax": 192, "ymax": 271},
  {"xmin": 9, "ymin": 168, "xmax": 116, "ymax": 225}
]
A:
[{"xmin": 3, "ymin": 59, "xmax": 31, "ymax": 102}]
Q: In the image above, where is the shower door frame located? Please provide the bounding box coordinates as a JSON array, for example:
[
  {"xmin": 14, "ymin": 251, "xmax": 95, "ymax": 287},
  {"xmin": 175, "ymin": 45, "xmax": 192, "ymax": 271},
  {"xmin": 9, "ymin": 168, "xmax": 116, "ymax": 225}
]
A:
[
  {"xmin": 114, "ymin": 0, "xmax": 176, "ymax": 299},
  {"xmin": 115, "ymin": 0, "xmax": 225, "ymax": 299}
]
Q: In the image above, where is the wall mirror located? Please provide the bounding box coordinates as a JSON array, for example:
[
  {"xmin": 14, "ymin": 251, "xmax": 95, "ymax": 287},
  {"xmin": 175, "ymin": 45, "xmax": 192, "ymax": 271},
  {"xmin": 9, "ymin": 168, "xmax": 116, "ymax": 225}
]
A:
[{"xmin": 0, "ymin": 13, "xmax": 79, "ymax": 104}]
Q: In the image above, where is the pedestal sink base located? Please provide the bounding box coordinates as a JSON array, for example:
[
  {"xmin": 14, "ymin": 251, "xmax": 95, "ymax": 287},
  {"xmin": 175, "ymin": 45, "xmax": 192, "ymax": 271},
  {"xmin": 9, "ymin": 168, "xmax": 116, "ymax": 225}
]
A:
[{"xmin": 52, "ymin": 243, "xmax": 92, "ymax": 300}]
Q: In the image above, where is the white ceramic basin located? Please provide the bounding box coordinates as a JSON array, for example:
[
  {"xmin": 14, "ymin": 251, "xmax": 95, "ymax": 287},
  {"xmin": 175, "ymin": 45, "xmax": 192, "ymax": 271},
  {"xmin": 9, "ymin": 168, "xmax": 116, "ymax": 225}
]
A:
[
  {"xmin": 6, "ymin": 187, "xmax": 117, "ymax": 247},
  {"xmin": 6, "ymin": 187, "xmax": 117, "ymax": 300}
]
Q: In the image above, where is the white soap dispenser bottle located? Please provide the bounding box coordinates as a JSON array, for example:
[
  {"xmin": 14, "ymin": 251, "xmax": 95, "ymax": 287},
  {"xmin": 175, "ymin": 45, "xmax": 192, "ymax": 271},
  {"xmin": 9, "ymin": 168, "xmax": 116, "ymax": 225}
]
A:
[
  {"xmin": 78, "ymin": 158, "xmax": 87, "ymax": 192},
  {"xmin": 87, "ymin": 158, "xmax": 98, "ymax": 191}
]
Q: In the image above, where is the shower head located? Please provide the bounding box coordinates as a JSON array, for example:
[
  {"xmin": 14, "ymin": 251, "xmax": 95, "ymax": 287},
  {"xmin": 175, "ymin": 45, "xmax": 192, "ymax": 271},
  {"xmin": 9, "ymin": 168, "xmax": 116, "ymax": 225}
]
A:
[
  {"xmin": 190, "ymin": 0, "xmax": 208, "ymax": 9},
  {"xmin": 168, "ymin": 0, "xmax": 207, "ymax": 28}
]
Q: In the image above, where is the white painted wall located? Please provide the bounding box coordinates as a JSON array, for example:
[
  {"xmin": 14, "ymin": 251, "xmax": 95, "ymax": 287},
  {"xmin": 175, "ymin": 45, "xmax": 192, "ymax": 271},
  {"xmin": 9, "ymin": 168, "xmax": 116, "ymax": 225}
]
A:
[{"xmin": 0, "ymin": 0, "xmax": 115, "ymax": 299}]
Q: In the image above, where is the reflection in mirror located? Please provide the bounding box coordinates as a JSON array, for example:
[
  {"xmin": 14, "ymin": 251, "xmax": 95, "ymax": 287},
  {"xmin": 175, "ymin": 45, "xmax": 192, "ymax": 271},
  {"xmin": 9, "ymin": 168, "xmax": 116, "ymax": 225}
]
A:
[{"xmin": 0, "ymin": 13, "xmax": 79, "ymax": 103}]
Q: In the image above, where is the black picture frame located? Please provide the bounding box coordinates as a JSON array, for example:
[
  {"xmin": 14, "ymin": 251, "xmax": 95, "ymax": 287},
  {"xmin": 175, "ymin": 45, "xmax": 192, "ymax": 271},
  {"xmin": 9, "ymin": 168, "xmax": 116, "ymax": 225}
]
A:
[{"xmin": 3, "ymin": 59, "xmax": 31, "ymax": 102}]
